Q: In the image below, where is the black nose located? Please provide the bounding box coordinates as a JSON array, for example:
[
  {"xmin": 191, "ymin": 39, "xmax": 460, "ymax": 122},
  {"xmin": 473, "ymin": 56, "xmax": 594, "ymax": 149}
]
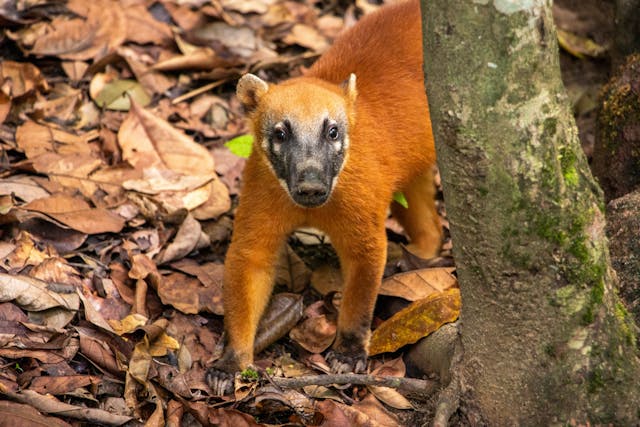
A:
[{"xmin": 296, "ymin": 170, "xmax": 327, "ymax": 198}]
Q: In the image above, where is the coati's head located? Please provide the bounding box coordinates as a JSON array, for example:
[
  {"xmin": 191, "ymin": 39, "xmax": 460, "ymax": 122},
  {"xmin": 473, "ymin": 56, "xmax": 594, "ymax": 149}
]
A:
[{"xmin": 237, "ymin": 73, "xmax": 357, "ymax": 208}]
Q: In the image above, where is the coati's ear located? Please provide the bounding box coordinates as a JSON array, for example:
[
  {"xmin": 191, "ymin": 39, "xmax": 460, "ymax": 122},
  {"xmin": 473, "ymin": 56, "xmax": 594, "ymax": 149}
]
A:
[
  {"xmin": 237, "ymin": 74, "xmax": 269, "ymax": 112},
  {"xmin": 341, "ymin": 73, "xmax": 357, "ymax": 106}
]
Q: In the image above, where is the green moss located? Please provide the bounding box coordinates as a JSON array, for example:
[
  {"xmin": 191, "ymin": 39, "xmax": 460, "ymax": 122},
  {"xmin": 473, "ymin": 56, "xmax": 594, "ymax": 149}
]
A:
[
  {"xmin": 241, "ymin": 367, "xmax": 259, "ymax": 381},
  {"xmin": 587, "ymin": 365, "xmax": 605, "ymax": 394},
  {"xmin": 559, "ymin": 147, "xmax": 579, "ymax": 187},
  {"xmin": 582, "ymin": 278, "xmax": 605, "ymax": 325},
  {"xmin": 614, "ymin": 302, "xmax": 637, "ymax": 347}
]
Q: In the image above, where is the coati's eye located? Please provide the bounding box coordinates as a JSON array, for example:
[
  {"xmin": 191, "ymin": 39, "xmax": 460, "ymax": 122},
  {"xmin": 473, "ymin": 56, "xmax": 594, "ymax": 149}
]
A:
[
  {"xmin": 273, "ymin": 127, "xmax": 287, "ymax": 143},
  {"xmin": 327, "ymin": 125, "xmax": 339, "ymax": 141}
]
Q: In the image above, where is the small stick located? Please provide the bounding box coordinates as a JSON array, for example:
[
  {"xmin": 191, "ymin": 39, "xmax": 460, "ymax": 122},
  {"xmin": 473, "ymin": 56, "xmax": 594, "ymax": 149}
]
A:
[{"xmin": 270, "ymin": 373, "xmax": 438, "ymax": 397}]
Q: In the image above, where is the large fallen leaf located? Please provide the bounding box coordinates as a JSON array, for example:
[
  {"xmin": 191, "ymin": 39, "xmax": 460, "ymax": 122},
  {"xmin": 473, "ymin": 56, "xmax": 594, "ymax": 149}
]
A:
[
  {"xmin": 0, "ymin": 389, "xmax": 132, "ymax": 425},
  {"xmin": 379, "ymin": 267, "xmax": 457, "ymax": 301},
  {"xmin": 118, "ymin": 100, "xmax": 230, "ymax": 219},
  {"xmin": 557, "ymin": 28, "xmax": 606, "ymax": 59},
  {"xmin": 21, "ymin": 194, "xmax": 125, "ymax": 234},
  {"xmin": 368, "ymin": 358, "xmax": 412, "ymax": 410},
  {"xmin": 0, "ymin": 401, "xmax": 71, "ymax": 427},
  {"xmin": 0, "ymin": 273, "xmax": 79, "ymax": 312},
  {"xmin": 90, "ymin": 74, "xmax": 151, "ymax": 111},
  {"xmin": 0, "ymin": 61, "xmax": 48, "ymax": 98},
  {"xmin": 8, "ymin": 0, "xmax": 127, "ymax": 61},
  {"xmin": 255, "ymin": 293, "xmax": 304, "ymax": 354},
  {"xmin": 275, "ymin": 245, "xmax": 311, "ymax": 292},
  {"xmin": 158, "ymin": 270, "xmax": 223, "ymax": 315},
  {"xmin": 369, "ymin": 288, "xmax": 461, "ymax": 356},
  {"xmin": 15, "ymin": 120, "xmax": 96, "ymax": 159},
  {"xmin": 119, "ymin": 99, "xmax": 214, "ymax": 175},
  {"xmin": 155, "ymin": 214, "xmax": 210, "ymax": 264},
  {"xmin": 0, "ymin": 175, "xmax": 50, "ymax": 202},
  {"xmin": 289, "ymin": 300, "xmax": 336, "ymax": 353},
  {"xmin": 123, "ymin": 4, "xmax": 173, "ymax": 45}
]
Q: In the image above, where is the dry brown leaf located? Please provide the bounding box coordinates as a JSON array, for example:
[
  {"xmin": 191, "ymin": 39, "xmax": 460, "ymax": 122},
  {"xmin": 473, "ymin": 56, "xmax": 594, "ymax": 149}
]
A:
[
  {"xmin": 158, "ymin": 271, "xmax": 223, "ymax": 315},
  {"xmin": 118, "ymin": 100, "xmax": 230, "ymax": 218},
  {"xmin": 0, "ymin": 175, "xmax": 50, "ymax": 202},
  {"xmin": 1, "ymin": 232, "xmax": 52, "ymax": 272},
  {"xmin": 221, "ymin": 0, "xmax": 270, "ymax": 14},
  {"xmin": 1, "ymin": 388, "xmax": 132, "ymax": 425},
  {"xmin": 151, "ymin": 47, "xmax": 234, "ymax": 72},
  {"xmin": 255, "ymin": 293, "xmax": 304, "ymax": 354},
  {"xmin": 369, "ymin": 288, "xmax": 461, "ymax": 356},
  {"xmin": 316, "ymin": 397, "xmax": 400, "ymax": 427},
  {"xmin": 0, "ymin": 401, "xmax": 71, "ymax": 427},
  {"xmin": 368, "ymin": 358, "xmax": 412, "ymax": 410},
  {"xmin": 123, "ymin": 4, "xmax": 173, "ymax": 45},
  {"xmin": 170, "ymin": 258, "xmax": 224, "ymax": 289},
  {"xmin": 0, "ymin": 60, "xmax": 48, "ymax": 98},
  {"xmin": 76, "ymin": 326, "xmax": 122, "ymax": 376},
  {"xmin": 9, "ymin": 0, "xmax": 127, "ymax": 61},
  {"xmin": 275, "ymin": 245, "xmax": 311, "ymax": 292},
  {"xmin": 15, "ymin": 120, "xmax": 96, "ymax": 159},
  {"xmin": 368, "ymin": 385, "xmax": 413, "ymax": 410},
  {"xmin": 379, "ymin": 267, "xmax": 457, "ymax": 301},
  {"xmin": 120, "ymin": 99, "xmax": 214, "ymax": 174},
  {"xmin": 310, "ymin": 264, "xmax": 343, "ymax": 295},
  {"xmin": 283, "ymin": 24, "xmax": 328, "ymax": 52},
  {"xmin": 28, "ymin": 375, "xmax": 101, "ymax": 396},
  {"xmin": 76, "ymin": 288, "xmax": 116, "ymax": 333},
  {"xmin": 155, "ymin": 214, "xmax": 210, "ymax": 264},
  {"xmin": 190, "ymin": 22, "xmax": 261, "ymax": 58},
  {"xmin": 289, "ymin": 300, "xmax": 336, "ymax": 353},
  {"xmin": 0, "ymin": 273, "xmax": 79, "ymax": 312},
  {"xmin": 22, "ymin": 194, "xmax": 125, "ymax": 234}
]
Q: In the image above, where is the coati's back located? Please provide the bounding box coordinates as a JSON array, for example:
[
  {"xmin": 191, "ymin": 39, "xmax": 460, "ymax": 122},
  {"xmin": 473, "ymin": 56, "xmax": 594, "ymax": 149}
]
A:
[{"xmin": 308, "ymin": 0, "xmax": 433, "ymax": 187}]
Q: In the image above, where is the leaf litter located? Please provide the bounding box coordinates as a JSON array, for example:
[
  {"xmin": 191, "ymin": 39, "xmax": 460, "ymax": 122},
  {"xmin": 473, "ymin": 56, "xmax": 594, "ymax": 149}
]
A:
[{"xmin": 0, "ymin": 0, "xmax": 463, "ymax": 425}]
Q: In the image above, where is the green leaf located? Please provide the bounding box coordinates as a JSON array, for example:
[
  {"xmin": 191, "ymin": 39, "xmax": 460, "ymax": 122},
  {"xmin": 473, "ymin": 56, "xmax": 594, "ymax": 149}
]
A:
[
  {"xmin": 393, "ymin": 191, "xmax": 409, "ymax": 209},
  {"xmin": 93, "ymin": 79, "xmax": 151, "ymax": 111},
  {"xmin": 225, "ymin": 134, "xmax": 254, "ymax": 158}
]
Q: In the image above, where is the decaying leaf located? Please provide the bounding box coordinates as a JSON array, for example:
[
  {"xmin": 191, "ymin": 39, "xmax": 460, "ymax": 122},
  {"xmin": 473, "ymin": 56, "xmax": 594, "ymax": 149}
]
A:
[
  {"xmin": 0, "ymin": 273, "xmax": 79, "ymax": 312},
  {"xmin": 275, "ymin": 245, "xmax": 311, "ymax": 292},
  {"xmin": 557, "ymin": 28, "xmax": 607, "ymax": 59},
  {"xmin": 369, "ymin": 288, "xmax": 461, "ymax": 356},
  {"xmin": 8, "ymin": 0, "xmax": 127, "ymax": 60},
  {"xmin": 379, "ymin": 267, "xmax": 457, "ymax": 301},
  {"xmin": 289, "ymin": 300, "xmax": 336, "ymax": 353},
  {"xmin": 0, "ymin": 61, "xmax": 48, "ymax": 98},
  {"xmin": 255, "ymin": 293, "xmax": 304, "ymax": 354},
  {"xmin": 90, "ymin": 74, "xmax": 151, "ymax": 111},
  {"xmin": 21, "ymin": 194, "xmax": 125, "ymax": 234}
]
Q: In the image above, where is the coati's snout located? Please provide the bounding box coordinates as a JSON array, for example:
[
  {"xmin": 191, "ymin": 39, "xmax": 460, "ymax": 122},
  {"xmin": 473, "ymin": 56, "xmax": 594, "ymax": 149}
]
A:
[
  {"xmin": 291, "ymin": 168, "xmax": 329, "ymax": 207},
  {"xmin": 236, "ymin": 73, "xmax": 357, "ymax": 208}
]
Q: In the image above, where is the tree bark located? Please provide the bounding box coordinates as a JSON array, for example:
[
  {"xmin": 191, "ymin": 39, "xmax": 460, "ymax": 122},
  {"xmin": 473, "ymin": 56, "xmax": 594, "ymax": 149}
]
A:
[
  {"xmin": 613, "ymin": 0, "xmax": 640, "ymax": 66},
  {"xmin": 421, "ymin": 0, "xmax": 640, "ymax": 424}
]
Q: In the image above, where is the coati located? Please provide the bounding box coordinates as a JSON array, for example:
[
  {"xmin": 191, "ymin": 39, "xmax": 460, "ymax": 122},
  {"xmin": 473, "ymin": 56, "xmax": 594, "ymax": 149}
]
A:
[{"xmin": 208, "ymin": 0, "xmax": 441, "ymax": 393}]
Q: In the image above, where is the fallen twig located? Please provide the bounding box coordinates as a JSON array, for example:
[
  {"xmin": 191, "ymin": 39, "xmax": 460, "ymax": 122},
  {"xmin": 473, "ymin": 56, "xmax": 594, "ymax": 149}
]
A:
[
  {"xmin": 269, "ymin": 373, "xmax": 438, "ymax": 397},
  {"xmin": 1, "ymin": 388, "xmax": 133, "ymax": 426}
]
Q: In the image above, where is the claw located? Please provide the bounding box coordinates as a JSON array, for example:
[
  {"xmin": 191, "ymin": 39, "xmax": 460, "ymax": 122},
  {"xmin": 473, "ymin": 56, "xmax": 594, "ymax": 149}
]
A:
[
  {"xmin": 325, "ymin": 350, "xmax": 367, "ymax": 374},
  {"xmin": 206, "ymin": 368, "xmax": 235, "ymax": 396}
]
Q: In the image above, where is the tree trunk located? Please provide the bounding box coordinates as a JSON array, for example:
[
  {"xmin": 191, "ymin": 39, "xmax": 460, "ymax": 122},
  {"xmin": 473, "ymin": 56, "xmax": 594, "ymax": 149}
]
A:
[
  {"xmin": 613, "ymin": 0, "xmax": 640, "ymax": 66},
  {"xmin": 421, "ymin": 1, "xmax": 640, "ymax": 424}
]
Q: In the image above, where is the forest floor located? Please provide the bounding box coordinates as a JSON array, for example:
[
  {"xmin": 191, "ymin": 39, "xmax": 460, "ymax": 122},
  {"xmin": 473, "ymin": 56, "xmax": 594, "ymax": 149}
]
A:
[{"xmin": 0, "ymin": 0, "xmax": 615, "ymax": 425}]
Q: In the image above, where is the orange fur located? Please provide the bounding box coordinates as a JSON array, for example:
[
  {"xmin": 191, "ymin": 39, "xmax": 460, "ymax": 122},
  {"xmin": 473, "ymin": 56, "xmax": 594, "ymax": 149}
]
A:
[{"xmin": 217, "ymin": 0, "xmax": 441, "ymax": 374}]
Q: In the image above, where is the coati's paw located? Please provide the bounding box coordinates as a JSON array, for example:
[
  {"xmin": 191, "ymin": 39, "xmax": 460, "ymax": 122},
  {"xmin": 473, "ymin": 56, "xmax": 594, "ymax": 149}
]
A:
[
  {"xmin": 206, "ymin": 367, "xmax": 235, "ymax": 396},
  {"xmin": 325, "ymin": 350, "xmax": 367, "ymax": 374}
]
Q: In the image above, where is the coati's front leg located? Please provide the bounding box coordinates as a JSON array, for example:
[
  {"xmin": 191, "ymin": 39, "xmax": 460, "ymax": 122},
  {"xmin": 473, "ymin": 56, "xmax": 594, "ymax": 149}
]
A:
[
  {"xmin": 326, "ymin": 224, "xmax": 387, "ymax": 373},
  {"xmin": 207, "ymin": 217, "xmax": 287, "ymax": 395}
]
